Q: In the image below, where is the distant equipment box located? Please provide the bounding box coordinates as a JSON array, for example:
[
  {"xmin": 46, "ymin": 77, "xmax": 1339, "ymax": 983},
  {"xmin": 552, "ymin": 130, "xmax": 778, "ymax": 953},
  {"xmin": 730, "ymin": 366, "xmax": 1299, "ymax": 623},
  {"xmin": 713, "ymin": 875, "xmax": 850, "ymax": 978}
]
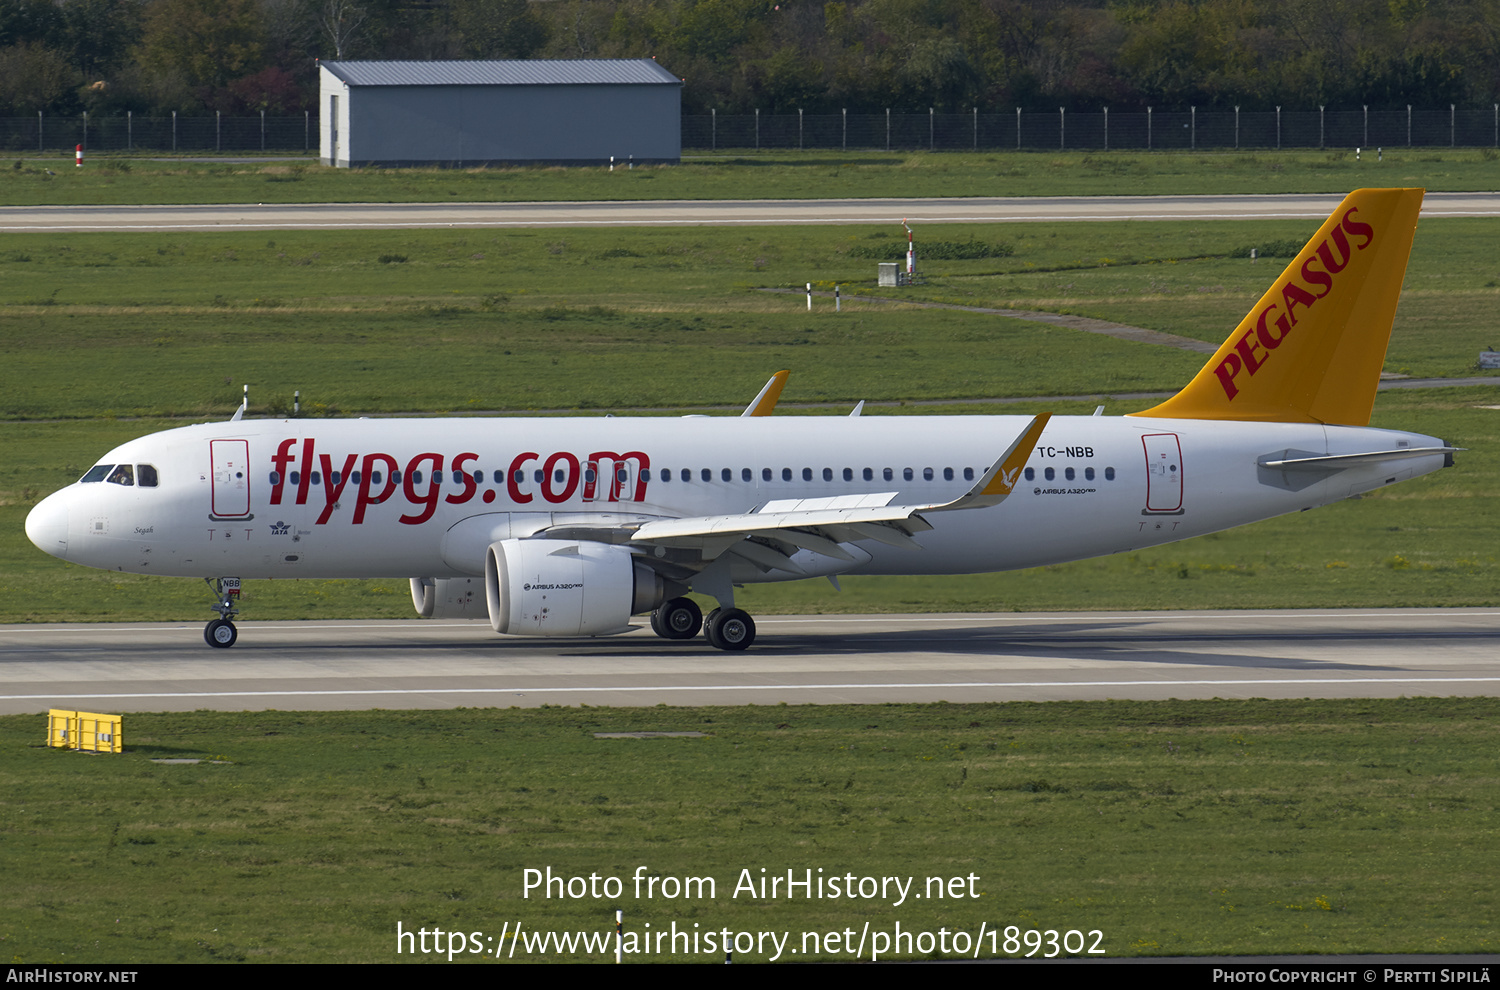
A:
[{"xmin": 48, "ymin": 709, "xmax": 122, "ymax": 753}]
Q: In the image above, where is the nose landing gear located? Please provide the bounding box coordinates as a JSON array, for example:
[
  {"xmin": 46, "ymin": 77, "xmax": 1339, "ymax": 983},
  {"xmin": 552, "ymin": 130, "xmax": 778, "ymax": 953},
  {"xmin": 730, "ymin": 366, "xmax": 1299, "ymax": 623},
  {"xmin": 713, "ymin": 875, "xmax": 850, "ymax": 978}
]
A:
[{"xmin": 203, "ymin": 576, "xmax": 240, "ymax": 649}]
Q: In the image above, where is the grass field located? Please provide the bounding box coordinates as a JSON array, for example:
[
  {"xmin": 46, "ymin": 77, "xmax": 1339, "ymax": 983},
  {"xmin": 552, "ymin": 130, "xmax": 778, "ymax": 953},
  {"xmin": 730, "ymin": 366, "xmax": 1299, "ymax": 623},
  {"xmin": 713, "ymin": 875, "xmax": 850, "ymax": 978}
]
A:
[
  {"xmin": 6, "ymin": 148, "xmax": 1500, "ymax": 206},
  {"xmin": 5, "ymin": 700, "xmax": 1498, "ymax": 963}
]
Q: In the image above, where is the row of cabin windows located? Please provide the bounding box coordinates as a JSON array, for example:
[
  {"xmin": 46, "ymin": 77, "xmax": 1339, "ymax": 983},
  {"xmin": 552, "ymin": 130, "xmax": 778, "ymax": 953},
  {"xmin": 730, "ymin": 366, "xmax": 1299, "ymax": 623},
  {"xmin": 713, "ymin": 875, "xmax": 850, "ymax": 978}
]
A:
[
  {"xmin": 80, "ymin": 463, "xmax": 160, "ymax": 487},
  {"xmin": 1024, "ymin": 466, "xmax": 1116, "ymax": 482},
  {"xmin": 267, "ymin": 466, "xmax": 984, "ymax": 487},
  {"xmin": 267, "ymin": 464, "xmax": 1119, "ymax": 488}
]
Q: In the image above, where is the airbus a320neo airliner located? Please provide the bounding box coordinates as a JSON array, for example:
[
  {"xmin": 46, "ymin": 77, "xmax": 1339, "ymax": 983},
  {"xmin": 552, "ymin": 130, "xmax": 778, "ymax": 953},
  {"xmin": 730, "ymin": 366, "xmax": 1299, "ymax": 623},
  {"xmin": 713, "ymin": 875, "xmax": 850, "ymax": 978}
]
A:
[{"xmin": 26, "ymin": 188, "xmax": 1454, "ymax": 651}]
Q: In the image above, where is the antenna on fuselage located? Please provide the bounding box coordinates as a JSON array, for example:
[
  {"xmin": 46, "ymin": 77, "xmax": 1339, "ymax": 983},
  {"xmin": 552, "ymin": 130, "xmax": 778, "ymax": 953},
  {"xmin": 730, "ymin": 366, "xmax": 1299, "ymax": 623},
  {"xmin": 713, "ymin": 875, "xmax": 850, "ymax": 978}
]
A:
[{"xmin": 230, "ymin": 384, "xmax": 247, "ymax": 422}]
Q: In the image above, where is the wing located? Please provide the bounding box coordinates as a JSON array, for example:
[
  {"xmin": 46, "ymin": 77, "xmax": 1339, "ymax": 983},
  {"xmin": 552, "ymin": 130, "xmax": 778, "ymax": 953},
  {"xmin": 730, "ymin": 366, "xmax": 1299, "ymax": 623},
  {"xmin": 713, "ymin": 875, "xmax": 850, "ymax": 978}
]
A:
[{"xmin": 621, "ymin": 414, "xmax": 1051, "ymax": 572}]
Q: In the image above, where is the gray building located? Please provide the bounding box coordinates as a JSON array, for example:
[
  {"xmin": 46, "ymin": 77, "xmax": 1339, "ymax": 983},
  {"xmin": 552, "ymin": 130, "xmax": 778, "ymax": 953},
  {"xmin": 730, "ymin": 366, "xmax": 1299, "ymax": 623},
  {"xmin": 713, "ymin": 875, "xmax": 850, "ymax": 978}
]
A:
[{"xmin": 318, "ymin": 60, "xmax": 682, "ymax": 167}]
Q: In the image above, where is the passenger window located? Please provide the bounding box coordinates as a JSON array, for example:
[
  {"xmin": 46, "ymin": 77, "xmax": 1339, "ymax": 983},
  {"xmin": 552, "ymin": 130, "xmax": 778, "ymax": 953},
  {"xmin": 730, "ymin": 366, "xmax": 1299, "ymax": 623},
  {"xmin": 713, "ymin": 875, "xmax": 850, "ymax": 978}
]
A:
[
  {"xmin": 802, "ymin": 468, "xmax": 813, "ymax": 481},
  {"xmin": 493, "ymin": 470, "xmax": 504, "ymax": 484},
  {"xmin": 1065, "ymin": 467, "xmax": 1075, "ymax": 481},
  {"xmin": 943, "ymin": 467, "xmax": 954, "ymax": 481},
  {"xmin": 312, "ymin": 472, "xmax": 323, "ymax": 485},
  {"xmin": 782, "ymin": 468, "xmax": 792, "ymax": 482},
  {"xmin": 1044, "ymin": 467, "xmax": 1055, "ymax": 481},
  {"xmin": 1105, "ymin": 467, "xmax": 1116, "ymax": 481},
  {"xmin": 842, "ymin": 468, "xmax": 853, "ymax": 481},
  {"xmin": 585, "ymin": 468, "xmax": 597, "ymax": 484},
  {"xmin": 822, "ymin": 467, "xmax": 833, "ymax": 481},
  {"xmin": 662, "ymin": 468, "xmax": 672, "ymax": 482},
  {"xmin": 701, "ymin": 468, "xmax": 711, "ymax": 482},
  {"xmin": 107, "ymin": 464, "xmax": 134, "ymax": 486},
  {"xmin": 883, "ymin": 468, "xmax": 893, "ymax": 481},
  {"xmin": 1024, "ymin": 467, "xmax": 1035, "ymax": 481},
  {"xmin": 681, "ymin": 468, "xmax": 691, "ymax": 482},
  {"xmin": 392, "ymin": 471, "xmax": 400, "ymax": 484},
  {"xmin": 137, "ymin": 464, "xmax": 159, "ymax": 487},
  {"xmin": 721, "ymin": 468, "xmax": 731, "ymax": 482},
  {"xmin": 863, "ymin": 467, "xmax": 873, "ymax": 481},
  {"xmin": 762, "ymin": 468, "xmax": 772, "ymax": 482},
  {"xmin": 291, "ymin": 471, "xmax": 301, "ymax": 485},
  {"xmin": 923, "ymin": 468, "xmax": 934, "ymax": 481},
  {"xmin": 1085, "ymin": 467, "xmax": 1095, "ymax": 480},
  {"xmin": 963, "ymin": 467, "xmax": 974, "ymax": 481},
  {"xmin": 742, "ymin": 468, "xmax": 752, "ymax": 482},
  {"xmin": 902, "ymin": 468, "xmax": 913, "ymax": 481},
  {"xmin": 269, "ymin": 471, "xmax": 281, "ymax": 486},
  {"xmin": 641, "ymin": 469, "xmax": 651, "ymax": 481}
]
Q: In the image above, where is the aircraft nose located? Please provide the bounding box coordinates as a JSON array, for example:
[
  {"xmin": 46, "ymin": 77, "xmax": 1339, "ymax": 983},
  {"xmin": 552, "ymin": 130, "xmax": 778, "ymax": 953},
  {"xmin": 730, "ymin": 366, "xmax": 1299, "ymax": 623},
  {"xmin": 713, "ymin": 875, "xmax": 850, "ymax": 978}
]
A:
[{"xmin": 26, "ymin": 491, "xmax": 69, "ymax": 560}]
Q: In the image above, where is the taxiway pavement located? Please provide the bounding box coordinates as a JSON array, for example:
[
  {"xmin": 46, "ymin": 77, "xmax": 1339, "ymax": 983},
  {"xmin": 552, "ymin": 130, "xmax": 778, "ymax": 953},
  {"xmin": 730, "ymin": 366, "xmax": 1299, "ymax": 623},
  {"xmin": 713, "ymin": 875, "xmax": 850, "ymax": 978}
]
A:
[
  {"xmin": 3, "ymin": 192, "xmax": 1500, "ymax": 232},
  {"xmin": 2, "ymin": 609, "xmax": 1495, "ymax": 713}
]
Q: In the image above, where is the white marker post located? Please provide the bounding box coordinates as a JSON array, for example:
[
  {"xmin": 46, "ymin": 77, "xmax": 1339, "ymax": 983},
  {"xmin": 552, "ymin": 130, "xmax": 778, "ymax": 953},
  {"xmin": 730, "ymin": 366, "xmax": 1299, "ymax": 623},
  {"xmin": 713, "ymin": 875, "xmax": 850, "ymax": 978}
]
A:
[
  {"xmin": 835, "ymin": 284, "xmax": 841, "ymax": 312},
  {"xmin": 902, "ymin": 219, "xmax": 915, "ymax": 275},
  {"xmin": 806, "ymin": 282, "xmax": 812, "ymax": 311},
  {"xmin": 615, "ymin": 910, "xmax": 622, "ymax": 964}
]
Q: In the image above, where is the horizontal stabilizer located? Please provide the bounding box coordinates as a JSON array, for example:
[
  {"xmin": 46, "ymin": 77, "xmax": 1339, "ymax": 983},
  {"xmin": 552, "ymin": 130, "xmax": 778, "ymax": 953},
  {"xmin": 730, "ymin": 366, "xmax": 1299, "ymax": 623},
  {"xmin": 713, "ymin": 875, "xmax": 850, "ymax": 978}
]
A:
[{"xmin": 1259, "ymin": 446, "xmax": 1458, "ymax": 471}]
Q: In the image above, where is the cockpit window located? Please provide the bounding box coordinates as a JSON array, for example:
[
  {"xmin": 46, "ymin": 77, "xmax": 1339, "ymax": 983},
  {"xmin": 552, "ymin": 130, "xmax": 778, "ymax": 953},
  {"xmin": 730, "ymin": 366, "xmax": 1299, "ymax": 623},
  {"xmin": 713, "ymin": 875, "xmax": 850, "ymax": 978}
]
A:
[
  {"xmin": 137, "ymin": 464, "xmax": 159, "ymax": 488},
  {"xmin": 81, "ymin": 464, "xmax": 112, "ymax": 483},
  {"xmin": 107, "ymin": 464, "xmax": 135, "ymax": 486}
]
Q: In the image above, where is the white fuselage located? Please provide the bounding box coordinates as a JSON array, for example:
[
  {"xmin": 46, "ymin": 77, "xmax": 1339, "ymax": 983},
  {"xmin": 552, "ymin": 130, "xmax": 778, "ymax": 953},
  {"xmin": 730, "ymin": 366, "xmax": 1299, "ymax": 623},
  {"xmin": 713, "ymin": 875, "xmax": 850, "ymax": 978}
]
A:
[{"xmin": 25, "ymin": 414, "xmax": 1447, "ymax": 583}]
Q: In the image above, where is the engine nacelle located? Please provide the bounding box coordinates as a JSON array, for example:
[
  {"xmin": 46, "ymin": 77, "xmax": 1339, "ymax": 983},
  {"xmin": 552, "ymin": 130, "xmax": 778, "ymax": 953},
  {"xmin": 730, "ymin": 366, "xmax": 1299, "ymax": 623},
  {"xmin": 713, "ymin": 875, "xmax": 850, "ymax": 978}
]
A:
[
  {"xmin": 484, "ymin": 539, "xmax": 665, "ymax": 637},
  {"xmin": 409, "ymin": 577, "xmax": 488, "ymax": 619}
]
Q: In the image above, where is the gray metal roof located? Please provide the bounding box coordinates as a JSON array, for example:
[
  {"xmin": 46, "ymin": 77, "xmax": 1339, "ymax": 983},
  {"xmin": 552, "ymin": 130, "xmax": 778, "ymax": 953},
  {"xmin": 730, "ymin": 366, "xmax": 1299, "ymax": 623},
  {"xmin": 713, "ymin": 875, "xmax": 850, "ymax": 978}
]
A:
[{"xmin": 321, "ymin": 60, "xmax": 681, "ymax": 87}]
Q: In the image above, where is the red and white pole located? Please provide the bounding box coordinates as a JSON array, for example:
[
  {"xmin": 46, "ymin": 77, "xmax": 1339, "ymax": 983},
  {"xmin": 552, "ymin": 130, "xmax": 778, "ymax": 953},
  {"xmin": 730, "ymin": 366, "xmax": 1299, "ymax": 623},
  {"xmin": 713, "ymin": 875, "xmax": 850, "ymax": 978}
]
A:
[
  {"xmin": 902, "ymin": 219, "xmax": 915, "ymax": 274},
  {"xmin": 75, "ymin": 143, "xmax": 82, "ymax": 167}
]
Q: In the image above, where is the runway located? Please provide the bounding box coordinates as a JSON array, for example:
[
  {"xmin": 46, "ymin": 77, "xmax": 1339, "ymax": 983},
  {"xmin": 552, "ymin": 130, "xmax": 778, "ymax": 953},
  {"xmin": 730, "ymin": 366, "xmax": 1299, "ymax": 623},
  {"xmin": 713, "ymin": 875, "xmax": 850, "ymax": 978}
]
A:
[
  {"xmin": 2, "ymin": 609, "xmax": 1495, "ymax": 713},
  {"xmin": 4, "ymin": 191, "xmax": 1500, "ymax": 232}
]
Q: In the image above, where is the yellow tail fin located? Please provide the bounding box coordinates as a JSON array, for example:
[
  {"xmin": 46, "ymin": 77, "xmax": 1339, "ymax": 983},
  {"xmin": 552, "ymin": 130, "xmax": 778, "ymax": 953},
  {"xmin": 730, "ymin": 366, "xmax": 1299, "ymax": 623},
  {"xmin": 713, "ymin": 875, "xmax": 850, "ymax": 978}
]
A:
[{"xmin": 1131, "ymin": 188, "xmax": 1424, "ymax": 426}]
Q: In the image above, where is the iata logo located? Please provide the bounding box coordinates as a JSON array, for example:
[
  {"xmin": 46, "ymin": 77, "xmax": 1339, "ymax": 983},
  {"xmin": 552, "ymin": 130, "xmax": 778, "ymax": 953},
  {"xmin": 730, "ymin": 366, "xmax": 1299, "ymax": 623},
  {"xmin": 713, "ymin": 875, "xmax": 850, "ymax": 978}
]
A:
[{"xmin": 1213, "ymin": 206, "xmax": 1375, "ymax": 400}]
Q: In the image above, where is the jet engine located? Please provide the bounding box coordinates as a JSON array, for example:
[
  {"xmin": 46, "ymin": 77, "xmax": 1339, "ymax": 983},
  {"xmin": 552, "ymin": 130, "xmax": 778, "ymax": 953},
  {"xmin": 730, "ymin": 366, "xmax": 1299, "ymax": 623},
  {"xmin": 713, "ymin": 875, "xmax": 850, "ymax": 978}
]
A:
[
  {"xmin": 484, "ymin": 538, "xmax": 669, "ymax": 636},
  {"xmin": 409, "ymin": 576, "xmax": 489, "ymax": 619}
]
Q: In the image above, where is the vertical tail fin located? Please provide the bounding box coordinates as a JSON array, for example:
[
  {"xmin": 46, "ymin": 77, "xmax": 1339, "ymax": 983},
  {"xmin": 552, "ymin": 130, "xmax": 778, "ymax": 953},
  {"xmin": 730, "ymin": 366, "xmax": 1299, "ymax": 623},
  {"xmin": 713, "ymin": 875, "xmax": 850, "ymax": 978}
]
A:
[{"xmin": 1130, "ymin": 188, "xmax": 1424, "ymax": 426}]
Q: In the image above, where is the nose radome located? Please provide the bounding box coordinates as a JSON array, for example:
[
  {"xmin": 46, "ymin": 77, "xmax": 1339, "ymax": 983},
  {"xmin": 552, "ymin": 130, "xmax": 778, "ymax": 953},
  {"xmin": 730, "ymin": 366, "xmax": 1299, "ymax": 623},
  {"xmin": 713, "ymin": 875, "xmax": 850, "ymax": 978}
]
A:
[{"xmin": 25, "ymin": 491, "xmax": 69, "ymax": 560}]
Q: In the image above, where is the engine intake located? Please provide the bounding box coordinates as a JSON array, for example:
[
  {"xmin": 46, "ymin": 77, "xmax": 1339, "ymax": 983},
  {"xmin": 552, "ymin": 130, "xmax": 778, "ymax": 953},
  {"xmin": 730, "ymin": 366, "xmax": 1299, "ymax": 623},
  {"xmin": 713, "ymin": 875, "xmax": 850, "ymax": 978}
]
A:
[{"xmin": 484, "ymin": 539, "xmax": 666, "ymax": 637}]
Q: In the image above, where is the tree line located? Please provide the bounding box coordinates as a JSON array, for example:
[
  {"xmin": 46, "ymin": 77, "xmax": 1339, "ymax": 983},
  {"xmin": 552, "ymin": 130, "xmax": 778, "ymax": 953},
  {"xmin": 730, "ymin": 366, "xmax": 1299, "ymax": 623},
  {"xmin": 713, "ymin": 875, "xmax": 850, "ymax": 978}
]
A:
[{"xmin": 3, "ymin": 0, "xmax": 1498, "ymax": 118}]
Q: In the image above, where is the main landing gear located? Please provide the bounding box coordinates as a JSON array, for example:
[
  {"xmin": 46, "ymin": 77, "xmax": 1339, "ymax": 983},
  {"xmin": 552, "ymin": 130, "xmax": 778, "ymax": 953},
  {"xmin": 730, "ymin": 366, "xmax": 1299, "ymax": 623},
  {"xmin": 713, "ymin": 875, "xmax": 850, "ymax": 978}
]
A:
[
  {"xmin": 649, "ymin": 597, "xmax": 756, "ymax": 651},
  {"xmin": 203, "ymin": 577, "xmax": 240, "ymax": 649}
]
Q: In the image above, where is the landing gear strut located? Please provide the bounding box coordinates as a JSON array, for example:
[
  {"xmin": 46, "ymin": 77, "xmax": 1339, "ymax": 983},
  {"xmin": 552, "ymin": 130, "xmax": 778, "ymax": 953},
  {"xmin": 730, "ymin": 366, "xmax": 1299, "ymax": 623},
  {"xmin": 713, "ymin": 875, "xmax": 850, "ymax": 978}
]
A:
[{"xmin": 203, "ymin": 576, "xmax": 240, "ymax": 649}]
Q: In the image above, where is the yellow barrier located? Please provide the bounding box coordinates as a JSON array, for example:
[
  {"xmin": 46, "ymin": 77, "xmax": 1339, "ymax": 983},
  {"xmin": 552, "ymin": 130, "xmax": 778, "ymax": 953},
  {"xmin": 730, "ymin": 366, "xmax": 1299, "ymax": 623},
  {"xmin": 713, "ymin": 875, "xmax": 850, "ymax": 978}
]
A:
[{"xmin": 47, "ymin": 709, "xmax": 123, "ymax": 754}]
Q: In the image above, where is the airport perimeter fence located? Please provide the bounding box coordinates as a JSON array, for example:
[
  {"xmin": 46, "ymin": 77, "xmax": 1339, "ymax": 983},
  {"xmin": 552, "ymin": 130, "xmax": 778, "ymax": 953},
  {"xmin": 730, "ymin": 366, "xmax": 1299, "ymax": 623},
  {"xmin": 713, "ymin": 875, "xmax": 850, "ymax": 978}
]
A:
[
  {"xmin": 1, "ymin": 111, "xmax": 316, "ymax": 154},
  {"xmin": 691, "ymin": 107, "xmax": 1500, "ymax": 152},
  {"xmin": 4, "ymin": 106, "xmax": 1499, "ymax": 157}
]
